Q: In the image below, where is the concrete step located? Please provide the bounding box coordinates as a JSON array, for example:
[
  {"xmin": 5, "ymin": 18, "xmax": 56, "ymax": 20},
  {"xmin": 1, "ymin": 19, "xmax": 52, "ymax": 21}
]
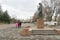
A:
[{"xmin": 32, "ymin": 30, "xmax": 57, "ymax": 35}]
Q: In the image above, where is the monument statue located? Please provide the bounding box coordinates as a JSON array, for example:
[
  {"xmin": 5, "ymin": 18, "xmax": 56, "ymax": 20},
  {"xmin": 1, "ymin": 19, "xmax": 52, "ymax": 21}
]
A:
[
  {"xmin": 37, "ymin": 3, "xmax": 44, "ymax": 28},
  {"xmin": 38, "ymin": 3, "xmax": 43, "ymax": 19}
]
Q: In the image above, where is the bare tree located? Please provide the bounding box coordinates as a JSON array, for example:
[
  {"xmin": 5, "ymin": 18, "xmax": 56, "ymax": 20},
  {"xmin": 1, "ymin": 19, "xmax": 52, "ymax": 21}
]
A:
[{"xmin": 42, "ymin": 0, "xmax": 52, "ymax": 21}]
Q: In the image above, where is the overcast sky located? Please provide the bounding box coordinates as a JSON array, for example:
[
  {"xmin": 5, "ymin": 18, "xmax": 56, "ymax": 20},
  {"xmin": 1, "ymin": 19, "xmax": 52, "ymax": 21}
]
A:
[{"xmin": 0, "ymin": 0, "xmax": 41, "ymax": 19}]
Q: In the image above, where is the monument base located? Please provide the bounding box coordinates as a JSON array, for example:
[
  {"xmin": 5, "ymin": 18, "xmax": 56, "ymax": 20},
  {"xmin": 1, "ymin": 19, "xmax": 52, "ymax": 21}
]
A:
[
  {"xmin": 37, "ymin": 19, "xmax": 44, "ymax": 29},
  {"xmin": 32, "ymin": 28, "xmax": 60, "ymax": 35}
]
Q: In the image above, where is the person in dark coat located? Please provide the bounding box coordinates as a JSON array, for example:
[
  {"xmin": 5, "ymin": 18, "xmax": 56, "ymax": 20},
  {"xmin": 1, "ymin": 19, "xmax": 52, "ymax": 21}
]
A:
[{"xmin": 18, "ymin": 22, "xmax": 22, "ymax": 28}]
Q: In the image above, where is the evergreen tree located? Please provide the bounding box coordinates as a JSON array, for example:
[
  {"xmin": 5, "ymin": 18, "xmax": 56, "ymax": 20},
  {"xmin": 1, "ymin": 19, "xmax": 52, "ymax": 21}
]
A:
[
  {"xmin": 0, "ymin": 4, "xmax": 3, "ymax": 22},
  {"xmin": 3, "ymin": 10, "xmax": 10, "ymax": 23}
]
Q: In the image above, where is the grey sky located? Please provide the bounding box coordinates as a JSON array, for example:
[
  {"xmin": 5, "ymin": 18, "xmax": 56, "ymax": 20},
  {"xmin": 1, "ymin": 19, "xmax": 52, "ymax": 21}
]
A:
[{"xmin": 0, "ymin": 0, "xmax": 40, "ymax": 19}]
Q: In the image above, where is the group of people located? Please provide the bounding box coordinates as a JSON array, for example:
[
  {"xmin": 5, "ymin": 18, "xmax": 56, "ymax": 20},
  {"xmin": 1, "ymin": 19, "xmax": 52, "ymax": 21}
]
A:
[{"xmin": 16, "ymin": 22, "xmax": 22, "ymax": 28}]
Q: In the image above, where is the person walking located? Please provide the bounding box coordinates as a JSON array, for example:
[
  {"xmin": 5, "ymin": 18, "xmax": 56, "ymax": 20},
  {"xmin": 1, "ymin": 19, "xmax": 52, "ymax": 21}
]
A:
[
  {"xmin": 16, "ymin": 21, "xmax": 22, "ymax": 28},
  {"xmin": 18, "ymin": 22, "xmax": 22, "ymax": 28},
  {"xmin": 16, "ymin": 22, "xmax": 18, "ymax": 28}
]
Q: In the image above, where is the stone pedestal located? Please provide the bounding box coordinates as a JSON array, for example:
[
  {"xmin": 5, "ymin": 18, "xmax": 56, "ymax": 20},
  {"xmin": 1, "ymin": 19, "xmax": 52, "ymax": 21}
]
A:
[
  {"xmin": 55, "ymin": 30, "xmax": 60, "ymax": 35},
  {"xmin": 20, "ymin": 28, "xmax": 32, "ymax": 36},
  {"xmin": 37, "ymin": 19, "xmax": 44, "ymax": 29}
]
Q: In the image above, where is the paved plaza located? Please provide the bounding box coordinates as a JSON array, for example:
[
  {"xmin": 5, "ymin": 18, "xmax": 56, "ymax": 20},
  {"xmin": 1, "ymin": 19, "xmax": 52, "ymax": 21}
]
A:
[{"xmin": 0, "ymin": 23, "xmax": 60, "ymax": 40}]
